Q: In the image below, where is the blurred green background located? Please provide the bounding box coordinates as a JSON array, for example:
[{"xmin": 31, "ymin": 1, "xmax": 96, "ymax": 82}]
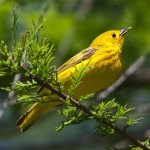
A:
[{"xmin": 0, "ymin": 0, "xmax": 150, "ymax": 149}]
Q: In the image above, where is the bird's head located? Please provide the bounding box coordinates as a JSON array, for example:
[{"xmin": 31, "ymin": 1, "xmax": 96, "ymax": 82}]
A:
[{"xmin": 90, "ymin": 27, "xmax": 132, "ymax": 49}]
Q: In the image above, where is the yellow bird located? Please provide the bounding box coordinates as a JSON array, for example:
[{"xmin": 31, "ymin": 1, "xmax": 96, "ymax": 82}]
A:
[{"xmin": 17, "ymin": 27, "xmax": 131, "ymax": 132}]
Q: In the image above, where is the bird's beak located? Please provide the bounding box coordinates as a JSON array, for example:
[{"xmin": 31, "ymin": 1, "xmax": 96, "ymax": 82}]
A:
[{"xmin": 120, "ymin": 27, "xmax": 132, "ymax": 36}]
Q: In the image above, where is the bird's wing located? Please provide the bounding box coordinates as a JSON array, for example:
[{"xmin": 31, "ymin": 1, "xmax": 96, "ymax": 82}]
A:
[
  {"xmin": 58, "ymin": 47, "xmax": 98, "ymax": 74},
  {"xmin": 36, "ymin": 47, "xmax": 98, "ymax": 93}
]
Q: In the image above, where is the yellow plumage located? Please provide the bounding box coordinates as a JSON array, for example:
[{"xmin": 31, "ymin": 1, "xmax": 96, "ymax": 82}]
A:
[{"xmin": 17, "ymin": 27, "xmax": 131, "ymax": 132}]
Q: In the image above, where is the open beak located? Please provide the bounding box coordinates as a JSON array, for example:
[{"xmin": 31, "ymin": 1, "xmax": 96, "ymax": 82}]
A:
[{"xmin": 120, "ymin": 27, "xmax": 132, "ymax": 36}]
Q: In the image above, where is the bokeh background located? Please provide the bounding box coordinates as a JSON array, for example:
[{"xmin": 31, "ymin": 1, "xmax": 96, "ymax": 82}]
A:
[{"xmin": 0, "ymin": 0, "xmax": 150, "ymax": 149}]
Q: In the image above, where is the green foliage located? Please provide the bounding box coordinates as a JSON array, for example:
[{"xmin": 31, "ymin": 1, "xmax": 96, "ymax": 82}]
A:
[
  {"xmin": 0, "ymin": 9, "xmax": 58, "ymax": 104},
  {"xmin": 78, "ymin": 93, "xmax": 94, "ymax": 102},
  {"xmin": 0, "ymin": 80, "xmax": 37, "ymax": 92},
  {"xmin": 56, "ymin": 98, "xmax": 139, "ymax": 136},
  {"xmin": 68, "ymin": 63, "xmax": 90, "ymax": 96},
  {"xmin": 14, "ymin": 80, "xmax": 38, "ymax": 91},
  {"xmin": 94, "ymin": 99, "xmax": 141, "ymax": 135},
  {"xmin": 0, "ymin": 41, "xmax": 9, "ymax": 77},
  {"xmin": 125, "ymin": 116, "xmax": 142, "ymax": 130}
]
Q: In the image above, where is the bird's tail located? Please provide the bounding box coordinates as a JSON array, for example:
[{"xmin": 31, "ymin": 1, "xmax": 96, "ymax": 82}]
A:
[{"xmin": 16, "ymin": 101, "xmax": 62, "ymax": 132}]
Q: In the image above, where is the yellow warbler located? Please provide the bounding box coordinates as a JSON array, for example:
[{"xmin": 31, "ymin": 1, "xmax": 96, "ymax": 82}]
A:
[{"xmin": 17, "ymin": 27, "xmax": 131, "ymax": 132}]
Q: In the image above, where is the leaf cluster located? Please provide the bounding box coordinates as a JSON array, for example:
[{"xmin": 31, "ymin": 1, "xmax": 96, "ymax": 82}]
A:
[
  {"xmin": 0, "ymin": 14, "xmax": 58, "ymax": 104},
  {"xmin": 56, "ymin": 97, "xmax": 140, "ymax": 136},
  {"xmin": 93, "ymin": 99, "xmax": 141, "ymax": 135}
]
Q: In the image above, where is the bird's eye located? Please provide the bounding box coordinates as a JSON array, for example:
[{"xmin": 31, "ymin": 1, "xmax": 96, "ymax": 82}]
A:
[{"xmin": 112, "ymin": 33, "xmax": 116, "ymax": 38}]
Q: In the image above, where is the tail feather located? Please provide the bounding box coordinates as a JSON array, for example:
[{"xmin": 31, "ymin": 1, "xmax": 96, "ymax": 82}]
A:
[{"xmin": 17, "ymin": 101, "xmax": 62, "ymax": 132}]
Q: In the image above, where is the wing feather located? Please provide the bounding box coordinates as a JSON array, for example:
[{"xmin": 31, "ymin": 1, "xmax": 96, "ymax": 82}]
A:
[{"xmin": 57, "ymin": 47, "xmax": 98, "ymax": 74}]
